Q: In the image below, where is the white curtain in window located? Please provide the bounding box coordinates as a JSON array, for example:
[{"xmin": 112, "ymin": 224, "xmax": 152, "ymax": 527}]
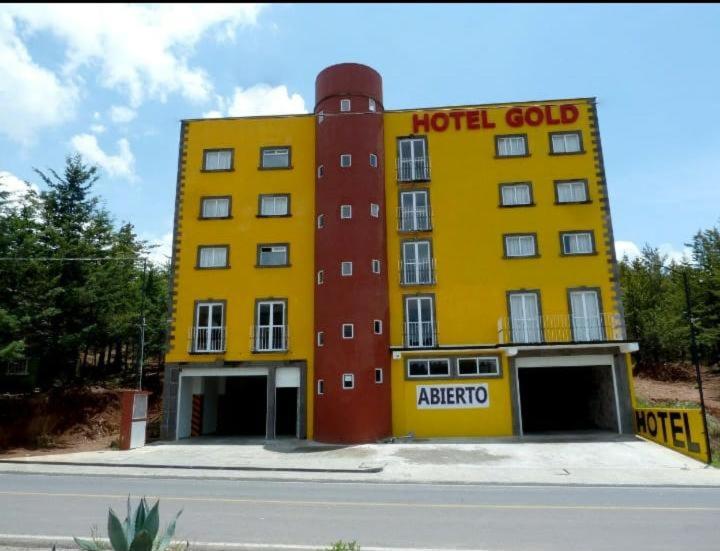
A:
[
  {"xmin": 506, "ymin": 235, "xmax": 535, "ymax": 256},
  {"xmin": 261, "ymin": 196, "xmax": 288, "ymax": 216},
  {"xmin": 199, "ymin": 247, "xmax": 227, "ymax": 267},
  {"xmin": 203, "ymin": 198, "xmax": 229, "ymax": 218},
  {"xmin": 205, "ymin": 150, "xmax": 231, "ymax": 170},
  {"xmin": 509, "ymin": 293, "xmax": 541, "ymax": 343},
  {"xmin": 557, "ymin": 182, "xmax": 586, "ymax": 203},
  {"xmin": 564, "ymin": 233, "xmax": 592, "ymax": 254},
  {"xmin": 498, "ymin": 137, "xmax": 526, "ymax": 156},
  {"xmin": 552, "ymin": 134, "xmax": 581, "ymax": 153},
  {"xmin": 502, "ymin": 184, "xmax": 530, "ymax": 205},
  {"xmin": 571, "ymin": 291, "xmax": 602, "ymax": 341}
]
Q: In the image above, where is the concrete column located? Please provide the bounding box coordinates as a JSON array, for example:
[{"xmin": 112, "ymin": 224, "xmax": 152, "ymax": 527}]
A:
[
  {"xmin": 161, "ymin": 364, "xmax": 180, "ymax": 440},
  {"xmin": 266, "ymin": 368, "xmax": 276, "ymax": 440}
]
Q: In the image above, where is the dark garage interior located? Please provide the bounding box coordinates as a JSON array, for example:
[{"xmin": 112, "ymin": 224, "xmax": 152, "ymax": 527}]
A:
[
  {"xmin": 217, "ymin": 376, "xmax": 267, "ymax": 436},
  {"xmin": 275, "ymin": 387, "xmax": 298, "ymax": 437},
  {"xmin": 518, "ymin": 365, "xmax": 618, "ymax": 434}
]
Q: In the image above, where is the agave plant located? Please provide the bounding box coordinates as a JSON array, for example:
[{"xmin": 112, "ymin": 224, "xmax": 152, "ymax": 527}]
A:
[{"xmin": 74, "ymin": 496, "xmax": 183, "ymax": 551}]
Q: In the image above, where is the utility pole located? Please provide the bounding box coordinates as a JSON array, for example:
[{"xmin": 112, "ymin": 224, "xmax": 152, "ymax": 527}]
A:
[
  {"xmin": 681, "ymin": 268, "xmax": 712, "ymax": 464},
  {"xmin": 137, "ymin": 257, "xmax": 148, "ymax": 391}
]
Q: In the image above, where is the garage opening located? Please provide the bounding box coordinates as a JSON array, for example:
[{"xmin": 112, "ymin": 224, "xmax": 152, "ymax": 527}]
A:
[
  {"xmin": 217, "ymin": 376, "xmax": 267, "ymax": 436},
  {"xmin": 275, "ymin": 387, "xmax": 298, "ymax": 437},
  {"xmin": 518, "ymin": 365, "xmax": 618, "ymax": 434}
]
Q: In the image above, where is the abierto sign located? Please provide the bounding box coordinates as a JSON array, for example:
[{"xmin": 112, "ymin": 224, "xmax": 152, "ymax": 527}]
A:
[
  {"xmin": 634, "ymin": 407, "xmax": 709, "ymax": 463},
  {"xmin": 416, "ymin": 383, "xmax": 489, "ymax": 409}
]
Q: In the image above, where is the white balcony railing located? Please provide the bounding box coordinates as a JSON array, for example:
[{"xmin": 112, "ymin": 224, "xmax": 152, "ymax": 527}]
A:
[
  {"xmin": 252, "ymin": 325, "xmax": 288, "ymax": 352},
  {"xmin": 397, "ymin": 157, "xmax": 430, "ymax": 182},
  {"xmin": 189, "ymin": 326, "xmax": 226, "ymax": 353},
  {"xmin": 496, "ymin": 313, "xmax": 626, "ymax": 345},
  {"xmin": 405, "ymin": 321, "xmax": 437, "ymax": 348},
  {"xmin": 400, "ymin": 258, "xmax": 436, "ymax": 285},
  {"xmin": 398, "ymin": 207, "xmax": 432, "ymax": 232}
]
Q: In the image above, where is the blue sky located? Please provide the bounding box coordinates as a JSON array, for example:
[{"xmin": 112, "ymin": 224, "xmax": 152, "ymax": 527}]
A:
[{"xmin": 1, "ymin": 3, "xmax": 719, "ymax": 263}]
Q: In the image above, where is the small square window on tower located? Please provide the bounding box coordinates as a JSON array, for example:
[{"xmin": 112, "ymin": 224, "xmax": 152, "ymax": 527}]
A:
[
  {"xmin": 371, "ymin": 259, "xmax": 381, "ymax": 273},
  {"xmin": 370, "ymin": 203, "xmax": 380, "ymax": 218},
  {"xmin": 373, "ymin": 320, "xmax": 382, "ymax": 334},
  {"xmin": 340, "ymin": 99, "xmax": 351, "ymax": 112},
  {"xmin": 318, "ymin": 111, "xmax": 324, "ymax": 124},
  {"xmin": 340, "ymin": 205, "xmax": 352, "ymax": 219},
  {"xmin": 317, "ymin": 379, "xmax": 325, "ymax": 395},
  {"xmin": 340, "ymin": 154, "xmax": 352, "ymax": 168},
  {"xmin": 375, "ymin": 368, "xmax": 383, "ymax": 383},
  {"xmin": 317, "ymin": 165, "xmax": 324, "ymax": 178},
  {"xmin": 317, "ymin": 331, "xmax": 324, "ymax": 347},
  {"xmin": 317, "ymin": 270, "xmax": 324, "ymax": 284},
  {"xmin": 317, "ymin": 214, "xmax": 325, "ymax": 228},
  {"xmin": 369, "ymin": 154, "xmax": 377, "ymax": 167},
  {"xmin": 341, "ymin": 261, "xmax": 353, "ymax": 276},
  {"xmin": 342, "ymin": 373, "xmax": 355, "ymax": 389},
  {"xmin": 369, "ymin": 98, "xmax": 376, "ymax": 112},
  {"xmin": 342, "ymin": 324, "xmax": 354, "ymax": 339}
]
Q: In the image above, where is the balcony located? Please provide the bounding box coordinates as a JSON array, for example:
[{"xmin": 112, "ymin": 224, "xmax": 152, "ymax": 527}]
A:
[
  {"xmin": 404, "ymin": 321, "xmax": 438, "ymax": 348},
  {"xmin": 397, "ymin": 157, "xmax": 430, "ymax": 182},
  {"xmin": 400, "ymin": 259, "xmax": 436, "ymax": 286},
  {"xmin": 252, "ymin": 325, "xmax": 288, "ymax": 352},
  {"xmin": 496, "ymin": 313, "xmax": 626, "ymax": 345},
  {"xmin": 188, "ymin": 327, "xmax": 226, "ymax": 353},
  {"xmin": 398, "ymin": 207, "xmax": 432, "ymax": 232}
]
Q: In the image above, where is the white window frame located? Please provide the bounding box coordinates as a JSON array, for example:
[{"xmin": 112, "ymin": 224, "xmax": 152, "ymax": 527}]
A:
[
  {"xmin": 556, "ymin": 180, "xmax": 588, "ymax": 203},
  {"xmin": 500, "ymin": 183, "xmax": 532, "ymax": 207},
  {"xmin": 397, "ymin": 137, "xmax": 429, "ymax": 181},
  {"xmin": 259, "ymin": 195, "xmax": 289, "ymax": 216},
  {"xmin": 340, "ymin": 205, "xmax": 352, "ymax": 219},
  {"xmin": 258, "ymin": 245, "xmax": 289, "ymax": 267},
  {"xmin": 340, "ymin": 99, "xmax": 351, "ymax": 112},
  {"xmin": 457, "ymin": 357, "xmax": 500, "ymax": 377},
  {"xmin": 375, "ymin": 368, "xmax": 383, "ymax": 383},
  {"xmin": 317, "ymin": 214, "xmax": 325, "ymax": 229},
  {"xmin": 405, "ymin": 296, "xmax": 435, "ymax": 348},
  {"xmin": 255, "ymin": 300, "xmax": 287, "ymax": 351},
  {"xmin": 341, "ymin": 261, "xmax": 353, "ymax": 276},
  {"xmin": 342, "ymin": 373, "xmax": 355, "ymax": 389},
  {"xmin": 570, "ymin": 289, "xmax": 604, "ymax": 341},
  {"xmin": 342, "ymin": 323, "xmax": 354, "ymax": 339},
  {"xmin": 562, "ymin": 232, "xmax": 594, "ymax": 255},
  {"xmin": 402, "ymin": 241, "xmax": 433, "ymax": 284},
  {"xmin": 509, "ymin": 292, "xmax": 542, "ymax": 344},
  {"xmin": 261, "ymin": 147, "xmax": 290, "ymax": 169},
  {"xmin": 317, "ymin": 331, "xmax": 324, "ymax": 347},
  {"xmin": 198, "ymin": 246, "xmax": 228, "ymax": 268},
  {"xmin": 318, "ymin": 111, "xmax": 324, "ymax": 124},
  {"xmin": 373, "ymin": 320, "xmax": 382, "ymax": 335},
  {"xmin": 318, "ymin": 165, "xmax": 325, "ymax": 178},
  {"xmin": 551, "ymin": 132, "xmax": 582, "ymax": 154},
  {"xmin": 496, "ymin": 135, "xmax": 528, "ymax": 157},
  {"xmin": 504, "ymin": 235, "xmax": 537, "ymax": 258},
  {"xmin": 370, "ymin": 203, "xmax": 380, "ymax": 218},
  {"xmin": 371, "ymin": 259, "xmax": 381, "ymax": 274},
  {"xmin": 406, "ymin": 358, "xmax": 450, "ymax": 378},
  {"xmin": 370, "ymin": 154, "xmax": 378, "ymax": 167},
  {"xmin": 369, "ymin": 98, "xmax": 376, "ymax": 112},
  {"xmin": 317, "ymin": 379, "xmax": 324, "ymax": 395},
  {"xmin": 194, "ymin": 302, "xmax": 225, "ymax": 353},
  {"xmin": 317, "ymin": 270, "xmax": 324, "ymax": 285},
  {"xmin": 201, "ymin": 197, "xmax": 230, "ymax": 219},
  {"xmin": 340, "ymin": 154, "xmax": 352, "ymax": 168},
  {"xmin": 203, "ymin": 149, "xmax": 232, "ymax": 171},
  {"xmin": 399, "ymin": 190, "xmax": 431, "ymax": 231}
]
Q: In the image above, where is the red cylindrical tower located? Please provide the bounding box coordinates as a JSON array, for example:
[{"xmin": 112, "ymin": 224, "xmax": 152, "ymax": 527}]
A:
[{"xmin": 313, "ymin": 63, "xmax": 391, "ymax": 443}]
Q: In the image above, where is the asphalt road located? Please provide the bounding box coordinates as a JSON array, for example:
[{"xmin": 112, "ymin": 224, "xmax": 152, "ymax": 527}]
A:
[{"xmin": 0, "ymin": 473, "xmax": 718, "ymax": 551}]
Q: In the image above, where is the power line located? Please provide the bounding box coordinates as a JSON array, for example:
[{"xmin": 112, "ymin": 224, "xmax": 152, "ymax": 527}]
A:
[{"xmin": 0, "ymin": 256, "xmax": 143, "ymax": 261}]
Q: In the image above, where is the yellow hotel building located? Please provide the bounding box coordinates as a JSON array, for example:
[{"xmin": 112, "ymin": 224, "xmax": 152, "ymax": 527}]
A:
[{"xmin": 161, "ymin": 63, "xmax": 639, "ymax": 443}]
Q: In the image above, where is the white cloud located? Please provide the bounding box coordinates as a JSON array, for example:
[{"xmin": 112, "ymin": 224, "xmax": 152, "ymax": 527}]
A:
[
  {"xmin": 90, "ymin": 124, "xmax": 106, "ymax": 134},
  {"xmin": 109, "ymin": 105, "xmax": 137, "ymax": 124},
  {"xmin": 4, "ymin": 4, "xmax": 265, "ymax": 108},
  {"xmin": 0, "ymin": 170, "xmax": 39, "ymax": 200},
  {"xmin": 202, "ymin": 110, "xmax": 224, "ymax": 119},
  {"xmin": 70, "ymin": 134, "xmax": 136, "ymax": 181},
  {"xmin": 615, "ymin": 241, "xmax": 642, "ymax": 261},
  {"xmin": 142, "ymin": 230, "xmax": 173, "ymax": 267},
  {"xmin": 615, "ymin": 240, "xmax": 692, "ymax": 264},
  {"xmin": 224, "ymin": 84, "xmax": 307, "ymax": 117},
  {"xmin": 0, "ymin": 12, "xmax": 78, "ymax": 144}
]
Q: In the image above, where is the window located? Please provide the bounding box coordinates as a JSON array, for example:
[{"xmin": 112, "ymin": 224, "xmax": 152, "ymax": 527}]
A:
[
  {"xmin": 405, "ymin": 296, "xmax": 435, "ymax": 348},
  {"xmin": 258, "ymin": 244, "xmax": 289, "ymax": 267},
  {"xmin": 402, "ymin": 241, "xmax": 433, "ymax": 284},
  {"xmin": 369, "ymin": 98, "xmax": 376, "ymax": 112},
  {"xmin": 317, "ymin": 331, "xmax": 324, "ymax": 347},
  {"xmin": 201, "ymin": 197, "xmax": 230, "ymax": 219},
  {"xmin": 317, "ymin": 270, "xmax": 324, "ymax": 285},
  {"xmin": 318, "ymin": 165, "xmax": 325, "ymax": 178},
  {"xmin": 373, "ymin": 320, "xmax": 382, "ymax": 334},
  {"xmin": 509, "ymin": 292, "xmax": 542, "ymax": 343},
  {"xmin": 457, "ymin": 357, "xmax": 500, "ymax": 377},
  {"xmin": 342, "ymin": 373, "xmax": 355, "ymax": 389},
  {"xmin": 561, "ymin": 232, "xmax": 595, "ymax": 255},
  {"xmin": 260, "ymin": 147, "xmax": 290, "ymax": 169},
  {"xmin": 370, "ymin": 154, "xmax": 378, "ymax": 167},
  {"xmin": 570, "ymin": 290, "xmax": 604, "ymax": 341},
  {"xmin": 198, "ymin": 246, "xmax": 228, "ymax": 268},
  {"xmin": 340, "ymin": 99, "xmax": 351, "ymax": 112},
  {"xmin": 551, "ymin": 131, "xmax": 583, "ymax": 154},
  {"xmin": 5, "ymin": 360, "xmax": 29, "ymax": 376},
  {"xmin": 504, "ymin": 234, "xmax": 537, "ymax": 258},
  {"xmin": 317, "ymin": 214, "xmax": 325, "ymax": 228},
  {"xmin": 194, "ymin": 302, "xmax": 225, "ymax": 352},
  {"xmin": 259, "ymin": 194, "xmax": 289, "ymax": 216},
  {"xmin": 342, "ymin": 324, "xmax": 354, "ymax": 339},
  {"xmin": 340, "ymin": 154, "xmax": 352, "ymax": 167},
  {"xmin": 556, "ymin": 180, "xmax": 589, "ymax": 203},
  {"xmin": 397, "ymin": 137, "xmax": 429, "ymax": 181},
  {"xmin": 407, "ymin": 359, "xmax": 450, "ymax": 378},
  {"xmin": 370, "ymin": 203, "xmax": 380, "ymax": 218},
  {"xmin": 317, "ymin": 379, "xmax": 325, "ymax": 394},
  {"xmin": 399, "ymin": 190, "xmax": 430, "ymax": 231},
  {"xmin": 341, "ymin": 261, "xmax": 353, "ymax": 276},
  {"xmin": 203, "ymin": 149, "xmax": 232, "ymax": 171},
  {"xmin": 495, "ymin": 135, "xmax": 528, "ymax": 157},
  {"xmin": 371, "ymin": 259, "xmax": 381, "ymax": 274},
  {"xmin": 375, "ymin": 368, "xmax": 383, "ymax": 383},
  {"xmin": 255, "ymin": 300, "xmax": 286, "ymax": 351},
  {"xmin": 340, "ymin": 205, "xmax": 352, "ymax": 219},
  {"xmin": 500, "ymin": 183, "xmax": 532, "ymax": 207},
  {"xmin": 318, "ymin": 111, "xmax": 324, "ymax": 124}
]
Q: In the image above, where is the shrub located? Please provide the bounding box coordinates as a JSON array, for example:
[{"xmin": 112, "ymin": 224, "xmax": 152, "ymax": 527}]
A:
[{"xmin": 325, "ymin": 542, "xmax": 360, "ymax": 551}]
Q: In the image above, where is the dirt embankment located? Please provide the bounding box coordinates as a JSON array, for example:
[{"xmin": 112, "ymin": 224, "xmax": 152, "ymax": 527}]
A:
[{"xmin": 634, "ymin": 365, "xmax": 720, "ymax": 417}]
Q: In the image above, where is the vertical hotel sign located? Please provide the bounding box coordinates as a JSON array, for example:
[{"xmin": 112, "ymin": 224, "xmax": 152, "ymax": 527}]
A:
[{"xmin": 634, "ymin": 407, "xmax": 709, "ymax": 463}]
